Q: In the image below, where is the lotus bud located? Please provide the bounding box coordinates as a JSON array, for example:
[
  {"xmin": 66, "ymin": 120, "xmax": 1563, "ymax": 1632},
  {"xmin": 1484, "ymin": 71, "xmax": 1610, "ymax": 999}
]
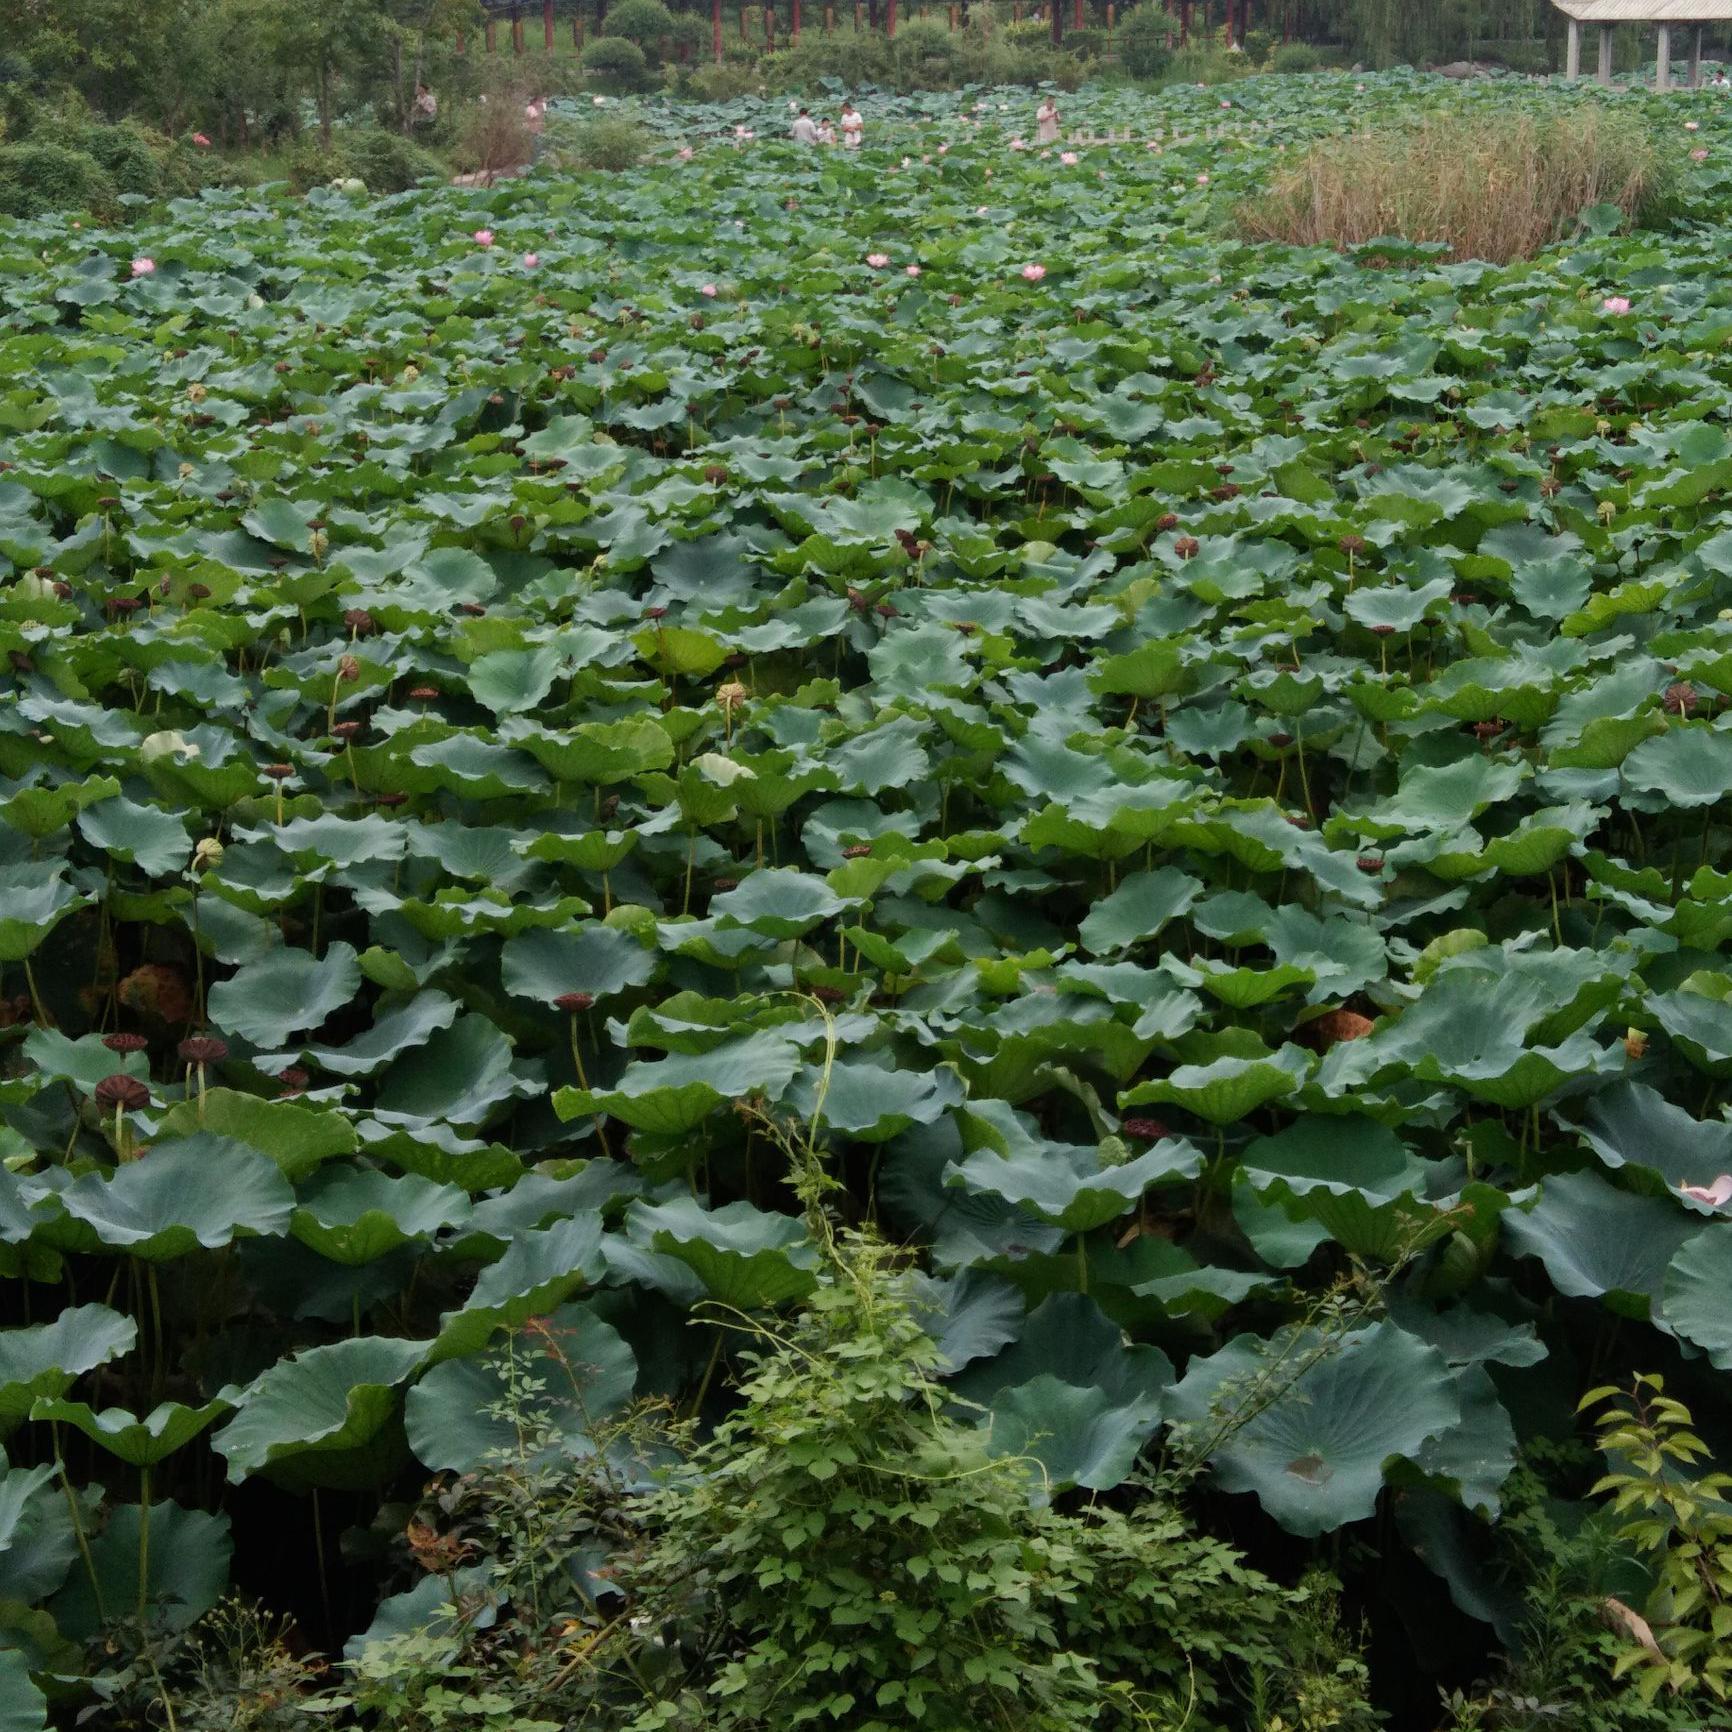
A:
[
  {"xmin": 185, "ymin": 382, "xmax": 207, "ymax": 404},
  {"xmin": 1625, "ymin": 1027, "xmax": 1648, "ymax": 1060},
  {"xmin": 1596, "ymin": 500, "xmax": 1617, "ymax": 524},
  {"xmin": 309, "ymin": 528, "xmax": 328, "ymax": 560},
  {"xmin": 178, "ymin": 462, "xmax": 195, "ymax": 481},
  {"xmin": 402, "ymin": 364, "xmax": 420, "ymax": 383},
  {"xmin": 192, "ymin": 837, "xmax": 224, "ymax": 872},
  {"xmin": 140, "ymin": 730, "xmax": 199, "ymax": 762},
  {"xmin": 715, "ymin": 681, "xmax": 748, "ymax": 715}
]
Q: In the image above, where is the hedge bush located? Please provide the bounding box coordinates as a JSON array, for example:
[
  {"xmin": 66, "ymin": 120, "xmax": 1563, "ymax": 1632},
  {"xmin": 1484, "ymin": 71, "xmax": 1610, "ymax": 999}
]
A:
[
  {"xmin": 602, "ymin": 0, "xmax": 677, "ymax": 61},
  {"xmin": 1117, "ymin": 5, "xmax": 1173, "ymax": 78},
  {"xmin": 1271, "ymin": 41, "xmax": 1321, "ymax": 73},
  {"xmin": 286, "ymin": 128, "xmax": 444, "ymax": 195},
  {"xmin": 582, "ymin": 35, "xmax": 656, "ymax": 92},
  {"xmin": 0, "ymin": 140, "xmax": 116, "ymax": 217}
]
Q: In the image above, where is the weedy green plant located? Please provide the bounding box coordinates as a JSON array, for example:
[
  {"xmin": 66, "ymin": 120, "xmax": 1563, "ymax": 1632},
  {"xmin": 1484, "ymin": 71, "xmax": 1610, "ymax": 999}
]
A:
[
  {"xmin": 1237, "ymin": 108, "xmax": 1672, "ymax": 262},
  {"xmin": 1579, "ymin": 1376, "xmax": 1732, "ymax": 1706}
]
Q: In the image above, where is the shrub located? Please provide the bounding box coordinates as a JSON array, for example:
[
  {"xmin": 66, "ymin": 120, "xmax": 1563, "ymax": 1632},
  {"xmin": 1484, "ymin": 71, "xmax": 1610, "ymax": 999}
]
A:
[
  {"xmin": 603, "ymin": 0, "xmax": 677, "ymax": 61},
  {"xmin": 559, "ymin": 113, "xmax": 648, "ymax": 171},
  {"xmin": 1116, "ymin": 5, "xmax": 1173, "ymax": 79},
  {"xmin": 1238, "ymin": 109, "xmax": 1672, "ymax": 265},
  {"xmin": 0, "ymin": 140, "xmax": 115, "ymax": 217},
  {"xmin": 1241, "ymin": 25, "xmax": 1272, "ymax": 61},
  {"xmin": 1271, "ymin": 41, "xmax": 1321, "ymax": 73},
  {"xmin": 671, "ymin": 59, "xmax": 762, "ymax": 100},
  {"xmin": 759, "ymin": 29, "xmax": 892, "ymax": 89},
  {"xmin": 332, "ymin": 128, "xmax": 444, "ymax": 192},
  {"xmin": 582, "ymin": 35, "xmax": 655, "ymax": 93}
]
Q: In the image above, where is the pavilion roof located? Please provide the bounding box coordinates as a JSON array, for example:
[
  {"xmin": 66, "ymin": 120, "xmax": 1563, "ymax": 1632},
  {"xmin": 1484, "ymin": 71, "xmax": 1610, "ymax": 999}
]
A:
[{"xmin": 1553, "ymin": 0, "xmax": 1732, "ymax": 21}]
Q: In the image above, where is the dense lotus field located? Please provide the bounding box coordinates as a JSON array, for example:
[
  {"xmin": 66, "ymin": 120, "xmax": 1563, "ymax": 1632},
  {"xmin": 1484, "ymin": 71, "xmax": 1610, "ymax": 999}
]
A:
[{"xmin": 4, "ymin": 65, "xmax": 1732, "ymax": 1721}]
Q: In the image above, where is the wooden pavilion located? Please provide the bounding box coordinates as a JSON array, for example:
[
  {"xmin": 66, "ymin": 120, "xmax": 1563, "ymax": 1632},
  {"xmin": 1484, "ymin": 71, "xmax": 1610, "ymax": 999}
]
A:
[{"xmin": 1555, "ymin": 0, "xmax": 1732, "ymax": 88}]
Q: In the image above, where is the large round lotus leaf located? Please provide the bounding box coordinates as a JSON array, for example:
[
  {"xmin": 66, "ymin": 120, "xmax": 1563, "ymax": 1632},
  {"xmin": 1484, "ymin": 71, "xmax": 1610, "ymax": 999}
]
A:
[
  {"xmin": 208, "ymin": 942, "xmax": 362, "ymax": 1047},
  {"xmin": 375, "ymin": 1015, "xmax": 540, "ymax": 1126},
  {"xmin": 49, "ymin": 1500, "xmax": 230, "ymax": 1638},
  {"xmin": 908, "ymin": 1270, "xmax": 1025, "ymax": 1375},
  {"xmin": 1572, "ymin": 1080, "xmax": 1732, "ymax": 1195},
  {"xmin": 1400, "ymin": 1365, "xmax": 1519, "ymax": 1518},
  {"xmin": 43, "ymin": 1139, "xmax": 294, "ymax": 1261},
  {"xmin": 1240, "ymin": 1116, "xmax": 1436, "ymax": 1257},
  {"xmin": 1622, "ymin": 725, "xmax": 1732, "ymax": 808},
  {"xmin": 429, "ymin": 1217, "xmax": 607, "ymax": 1362},
  {"xmin": 19, "ymin": 1027, "xmax": 148, "ymax": 1096},
  {"xmin": 984, "ymin": 1375, "xmax": 1166, "ymax": 1497},
  {"xmin": 1169, "ymin": 1321, "xmax": 1460, "ymax": 1536},
  {"xmin": 301, "ymin": 992, "xmax": 462, "ymax": 1078},
  {"xmin": 1658, "ymin": 1226, "xmax": 1732, "ymax": 1370},
  {"xmin": 406, "ymin": 1301, "xmax": 637, "ymax": 1472},
  {"xmin": 499, "ymin": 925, "xmax": 656, "ymax": 1005},
  {"xmin": 0, "ymin": 1306, "xmax": 136, "ymax": 1432},
  {"xmin": 1650, "ymin": 988, "xmax": 1732, "ymax": 1078},
  {"xmin": 27, "ymin": 1398, "xmax": 231, "ymax": 1468},
  {"xmin": 626, "ymin": 1196, "xmax": 819, "ymax": 1308},
  {"xmin": 0, "ymin": 1650, "xmax": 47, "ymax": 1732},
  {"xmin": 1501, "ymin": 1171, "xmax": 1698, "ymax": 1318},
  {"xmin": 554, "ymin": 1031, "xmax": 802, "ymax": 1136},
  {"xmin": 710, "ymin": 868, "xmax": 854, "ymax": 938},
  {"xmin": 149, "ymin": 1090, "xmax": 357, "ymax": 1181},
  {"xmin": 785, "ymin": 1054, "xmax": 963, "ymax": 1143},
  {"xmin": 950, "ymin": 1098, "xmax": 1200, "ymax": 1232},
  {"xmin": 1077, "ymin": 867, "xmax": 1203, "ymax": 954},
  {"xmin": 213, "ymin": 1337, "xmax": 429, "ymax": 1487},
  {"xmin": 1120, "ymin": 1047, "xmax": 1311, "ymax": 1126},
  {"xmin": 290, "ymin": 1166, "xmax": 471, "ymax": 1265}
]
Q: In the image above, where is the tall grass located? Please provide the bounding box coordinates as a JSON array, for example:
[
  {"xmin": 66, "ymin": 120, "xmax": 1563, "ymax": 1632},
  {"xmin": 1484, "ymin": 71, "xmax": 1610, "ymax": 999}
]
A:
[{"xmin": 1236, "ymin": 108, "xmax": 1673, "ymax": 264}]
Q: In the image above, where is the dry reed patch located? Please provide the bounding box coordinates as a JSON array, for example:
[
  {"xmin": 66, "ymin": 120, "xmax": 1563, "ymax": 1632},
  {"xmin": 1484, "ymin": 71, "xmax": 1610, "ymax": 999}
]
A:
[{"xmin": 1236, "ymin": 109, "xmax": 1671, "ymax": 265}]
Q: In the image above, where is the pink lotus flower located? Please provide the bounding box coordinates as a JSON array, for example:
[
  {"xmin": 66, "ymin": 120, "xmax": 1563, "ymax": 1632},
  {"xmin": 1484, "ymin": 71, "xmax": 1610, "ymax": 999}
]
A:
[
  {"xmin": 1060, "ymin": 150, "xmax": 1079, "ymax": 165},
  {"xmin": 130, "ymin": 257, "xmax": 155, "ymax": 277},
  {"xmin": 1680, "ymin": 1175, "xmax": 1732, "ymax": 1207},
  {"xmin": 473, "ymin": 229, "xmax": 494, "ymax": 248},
  {"xmin": 700, "ymin": 283, "xmax": 718, "ymax": 297},
  {"xmin": 1693, "ymin": 148, "xmax": 1709, "ymax": 160},
  {"xmin": 976, "ymin": 204, "xmax": 989, "ymax": 214},
  {"xmin": 1603, "ymin": 295, "xmax": 1632, "ymax": 315},
  {"xmin": 523, "ymin": 252, "xmax": 539, "ymax": 268},
  {"xmin": 1220, "ymin": 99, "xmax": 1232, "ymax": 108},
  {"xmin": 1686, "ymin": 120, "xmax": 1700, "ymax": 131},
  {"xmin": 677, "ymin": 146, "xmax": 694, "ymax": 160},
  {"xmin": 867, "ymin": 252, "xmax": 889, "ymax": 267},
  {"xmin": 1021, "ymin": 262, "xmax": 1046, "ymax": 281},
  {"xmin": 1196, "ymin": 172, "xmax": 1210, "ymax": 185},
  {"xmin": 905, "ymin": 263, "xmax": 921, "ymax": 277},
  {"xmin": 192, "ymin": 132, "xmax": 211, "ymax": 148},
  {"xmin": 1009, "ymin": 137, "xmax": 1027, "ymax": 151}
]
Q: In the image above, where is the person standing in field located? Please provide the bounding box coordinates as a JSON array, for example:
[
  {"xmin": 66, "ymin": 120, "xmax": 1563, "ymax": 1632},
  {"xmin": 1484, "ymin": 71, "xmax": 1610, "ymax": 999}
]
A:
[
  {"xmin": 791, "ymin": 106, "xmax": 820, "ymax": 144},
  {"xmin": 1035, "ymin": 96, "xmax": 1061, "ymax": 145},
  {"xmin": 841, "ymin": 98, "xmax": 863, "ymax": 148}
]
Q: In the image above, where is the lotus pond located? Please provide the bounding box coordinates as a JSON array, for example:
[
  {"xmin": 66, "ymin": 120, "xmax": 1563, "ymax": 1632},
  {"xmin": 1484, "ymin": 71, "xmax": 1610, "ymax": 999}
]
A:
[{"xmin": 3, "ymin": 66, "xmax": 1732, "ymax": 1726}]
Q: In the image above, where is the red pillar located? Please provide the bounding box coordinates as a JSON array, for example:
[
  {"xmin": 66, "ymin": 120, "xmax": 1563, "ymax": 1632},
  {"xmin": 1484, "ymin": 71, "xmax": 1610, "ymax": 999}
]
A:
[
  {"xmin": 887, "ymin": 0, "xmax": 896, "ymax": 32},
  {"xmin": 544, "ymin": 0, "xmax": 554, "ymax": 47},
  {"xmin": 511, "ymin": 7, "xmax": 524, "ymax": 51},
  {"xmin": 793, "ymin": 0, "xmax": 801, "ymax": 34},
  {"xmin": 713, "ymin": 0, "xmax": 723, "ymax": 57},
  {"xmin": 485, "ymin": 16, "xmax": 497, "ymax": 50},
  {"xmin": 1072, "ymin": 0, "xmax": 1080, "ymax": 26}
]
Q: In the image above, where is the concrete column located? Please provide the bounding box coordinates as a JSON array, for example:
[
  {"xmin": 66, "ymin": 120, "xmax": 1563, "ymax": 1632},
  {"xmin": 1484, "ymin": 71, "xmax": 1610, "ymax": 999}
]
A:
[
  {"xmin": 1657, "ymin": 23, "xmax": 1671, "ymax": 90},
  {"xmin": 1566, "ymin": 18, "xmax": 1581, "ymax": 79},
  {"xmin": 1691, "ymin": 26, "xmax": 1703, "ymax": 87},
  {"xmin": 1598, "ymin": 25, "xmax": 1613, "ymax": 83}
]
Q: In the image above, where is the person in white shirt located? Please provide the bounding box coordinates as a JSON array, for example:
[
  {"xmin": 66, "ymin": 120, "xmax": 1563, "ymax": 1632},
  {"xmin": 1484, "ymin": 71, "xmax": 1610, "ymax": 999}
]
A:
[
  {"xmin": 840, "ymin": 99, "xmax": 862, "ymax": 148},
  {"xmin": 817, "ymin": 117, "xmax": 837, "ymax": 145},
  {"xmin": 791, "ymin": 107, "xmax": 819, "ymax": 144}
]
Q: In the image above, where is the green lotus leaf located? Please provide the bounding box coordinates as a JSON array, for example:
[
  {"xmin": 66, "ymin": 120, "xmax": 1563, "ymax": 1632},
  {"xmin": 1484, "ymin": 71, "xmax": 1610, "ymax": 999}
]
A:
[
  {"xmin": 0, "ymin": 1305, "xmax": 137, "ymax": 1432},
  {"xmin": 555, "ymin": 1031, "xmax": 801, "ymax": 1135},
  {"xmin": 290, "ymin": 1167, "xmax": 471, "ymax": 1265},
  {"xmin": 77, "ymin": 794, "xmax": 192, "ymax": 876},
  {"xmin": 500, "ymin": 926, "xmax": 657, "ymax": 1005},
  {"xmin": 49, "ymin": 1500, "xmax": 230, "ymax": 1639},
  {"xmin": 208, "ymin": 942, "xmax": 362, "ymax": 1048},
  {"xmin": 1572, "ymin": 1080, "xmax": 1732, "ymax": 1195},
  {"xmin": 1502, "ymin": 1171, "xmax": 1698, "ymax": 1318},
  {"xmin": 785, "ymin": 1054, "xmax": 962, "ymax": 1143},
  {"xmin": 46, "ymin": 1138, "xmax": 294, "ymax": 1260},
  {"xmin": 909, "ymin": 1270, "xmax": 1025, "ymax": 1375},
  {"xmin": 22, "ymin": 1027, "xmax": 149, "ymax": 1096},
  {"xmin": 407, "ymin": 1301, "xmax": 637, "ymax": 1473},
  {"xmin": 150, "ymin": 1090, "xmax": 357, "ymax": 1181},
  {"xmin": 376, "ymin": 1015, "xmax": 539, "ymax": 1126},
  {"xmin": 1169, "ymin": 1321, "xmax": 1460, "ymax": 1536},
  {"xmin": 213, "ymin": 1337, "xmax": 430, "ymax": 1487},
  {"xmin": 301, "ymin": 993, "xmax": 462, "ymax": 1078},
  {"xmin": 627, "ymin": 1196, "xmax": 819, "ymax": 1308},
  {"xmin": 1658, "ymin": 1226, "xmax": 1732, "ymax": 1369},
  {"xmin": 27, "ymin": 1397, "xmax": 231, "ymax": 1468},
  {"xmin": 1076, "ymin": 867, "xmax": 1202, "ymax": 955},
  {"xmin": 1120, "ymin": 1046, "xmax": 1311, "ymax": 1126},
  {"xmin": 951, "ymin": 1098, "xmax": 1201, "ymax": 1232},
  {"xmin": 0, "ymin": 1650, "xmax": 47, "ymax": 1732},
  {"xmin": 430, "ymin": 1217, "xmax": 607, "ymax": 1362},
  {"xmin": 1623, "ymin": 724, "xmax": 1732, "ymax": 808}
]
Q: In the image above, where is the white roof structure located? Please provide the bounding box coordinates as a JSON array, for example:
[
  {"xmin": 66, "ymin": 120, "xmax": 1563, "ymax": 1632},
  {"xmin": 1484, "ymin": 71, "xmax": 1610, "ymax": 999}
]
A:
[
  {"xmin": 1554, "ymin": 2, "xmax": 1732, "ymax": 18},
  {"xmin": 1553, "ymin": 0, "xmax": 1729, "ymax": 85}
]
